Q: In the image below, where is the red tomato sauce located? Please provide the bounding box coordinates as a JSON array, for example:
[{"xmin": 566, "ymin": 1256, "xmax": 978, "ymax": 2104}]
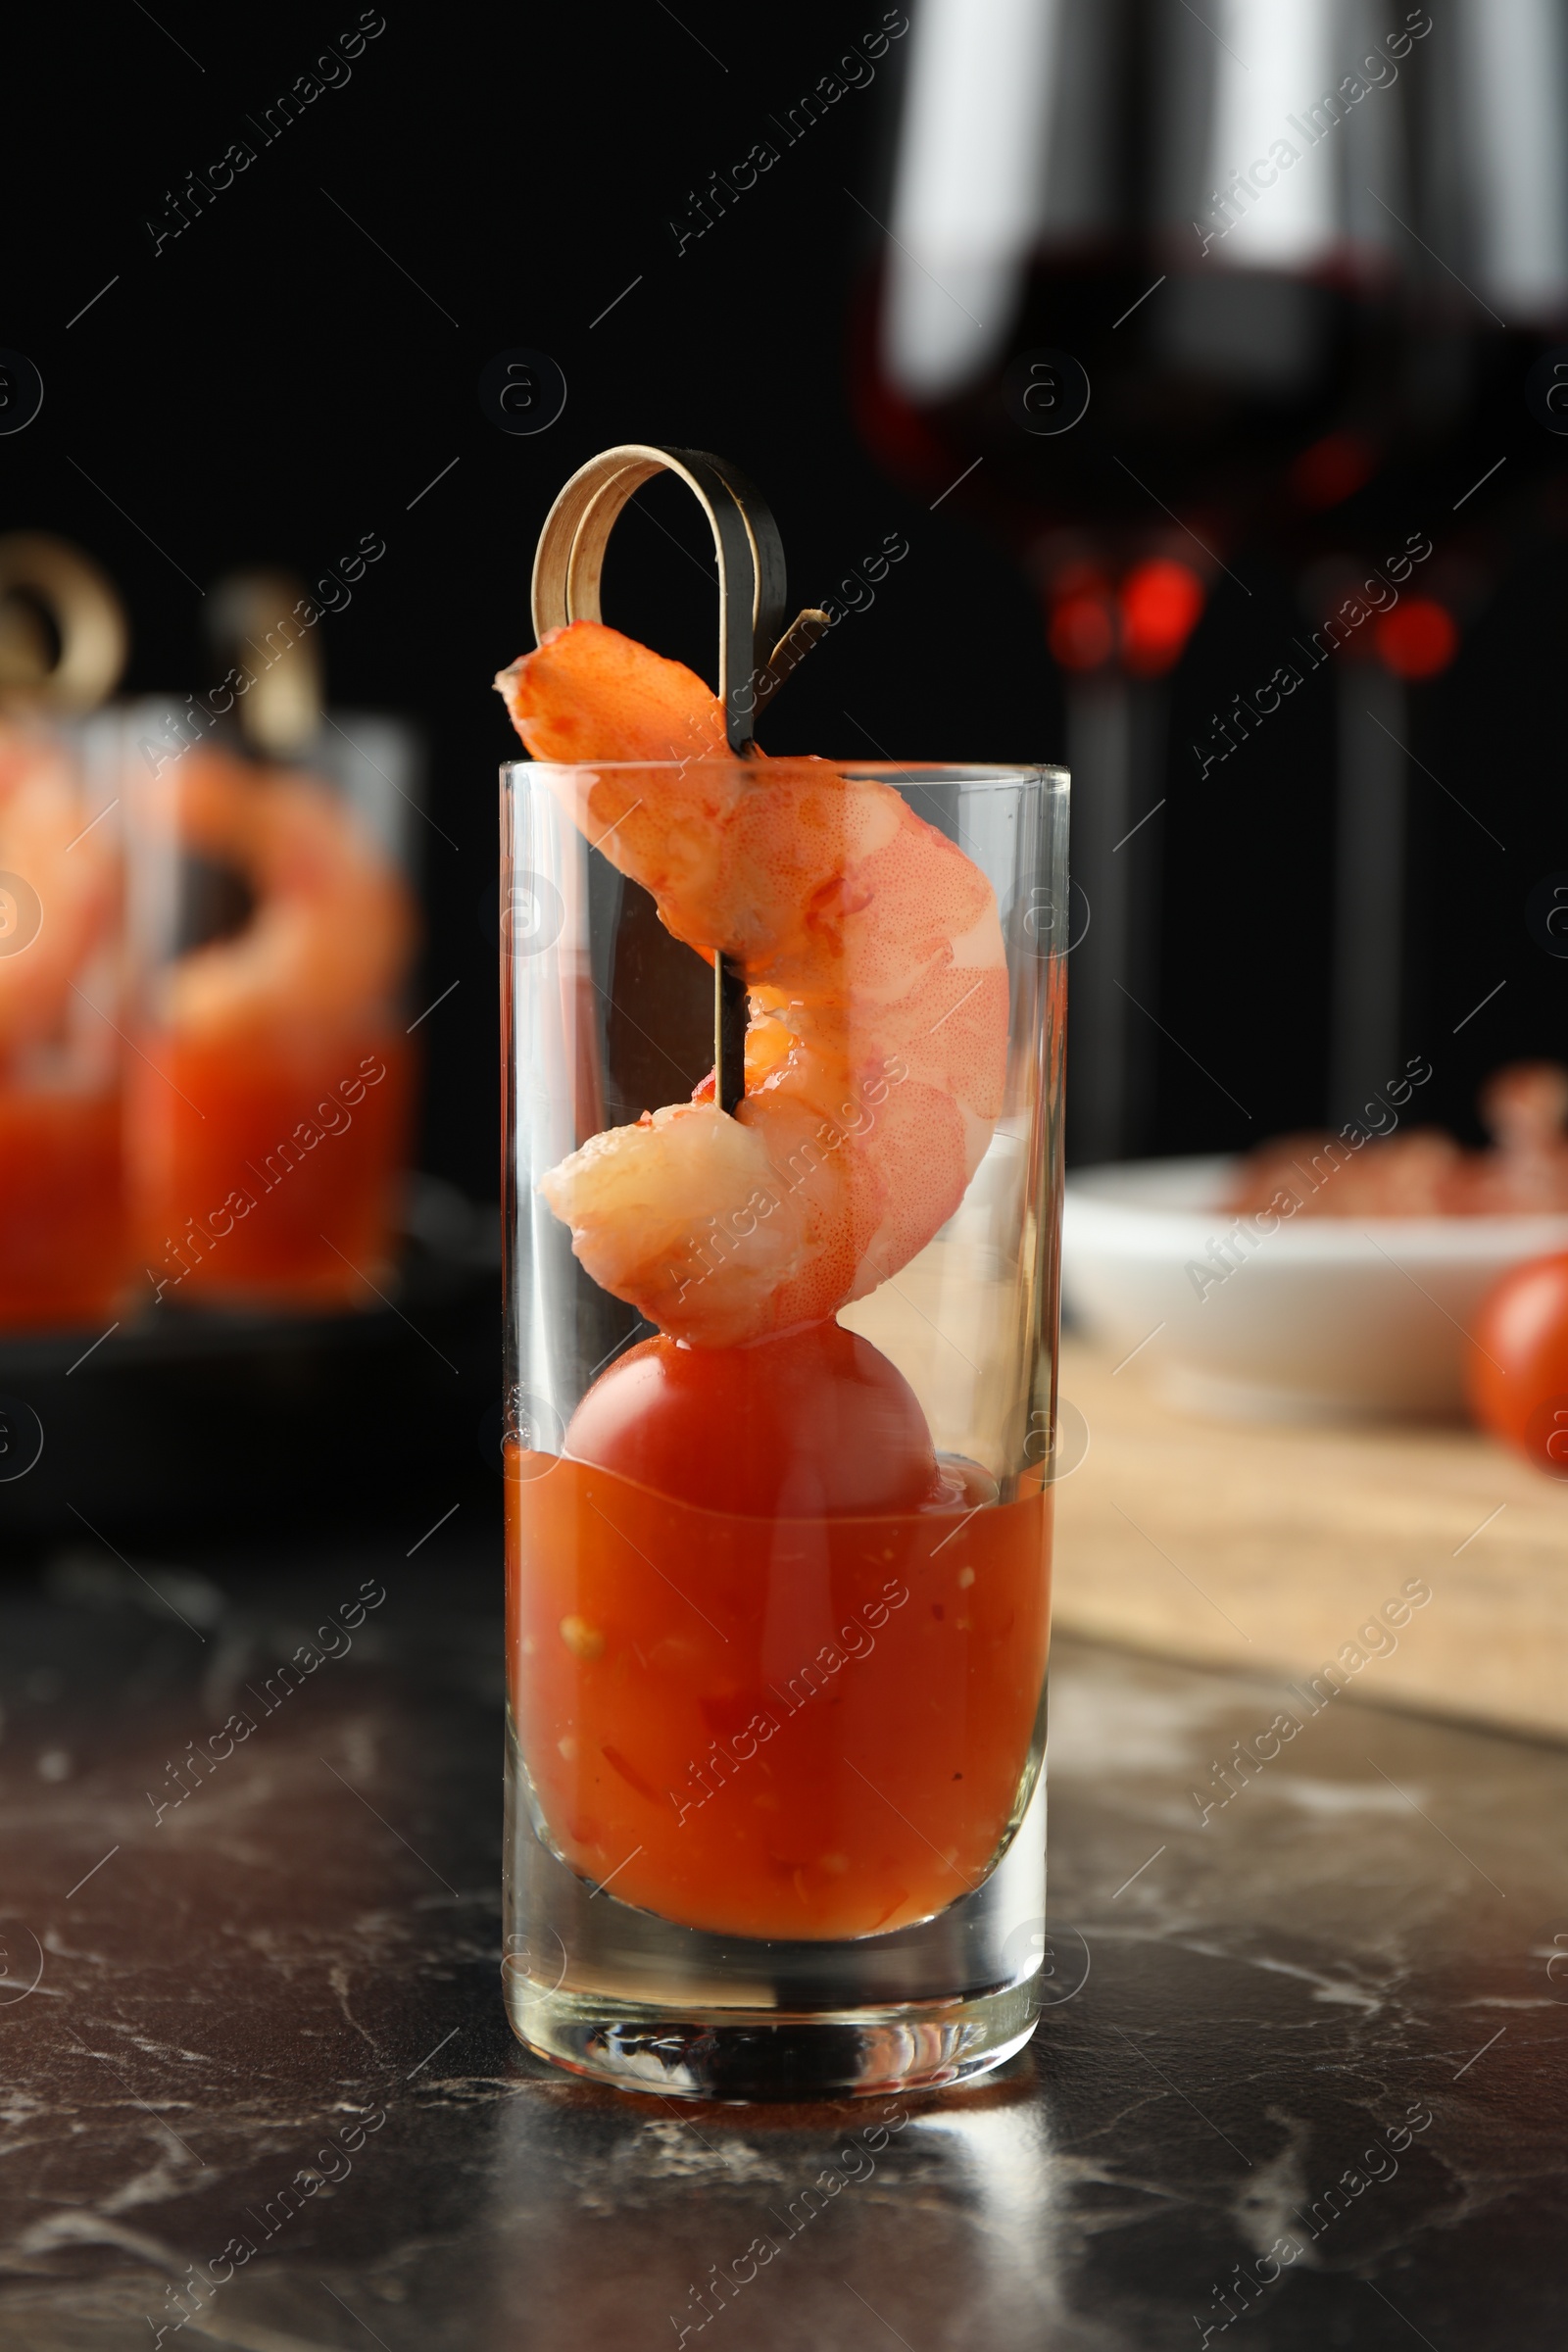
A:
[
  {"xmin": 0, "ymin": 1086, "xmax": 124, "ymax": 1329},
  {"xmin": 128, "ymin": 1033, "xmax": 413, "ymax": 1307},
  {"xmin": 505, "ymin": 1446, "xmax": 1051, "ymax": 1939}
]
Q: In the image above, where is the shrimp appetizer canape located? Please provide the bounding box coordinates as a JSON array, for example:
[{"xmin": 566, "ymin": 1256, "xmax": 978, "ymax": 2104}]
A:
[
  {"xmin": 496, "ymin": 621, "xmax": 1053, "ymax": 1940},
  {"xmin": 130, "ymin": 748, "xmax": 417, "ymax": 1309}
]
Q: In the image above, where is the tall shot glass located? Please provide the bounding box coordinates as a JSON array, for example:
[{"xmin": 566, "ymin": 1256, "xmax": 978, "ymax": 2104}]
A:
[{"xmin": 501, "ymin": 759, "xmax": 1068, "ymax": 2099}]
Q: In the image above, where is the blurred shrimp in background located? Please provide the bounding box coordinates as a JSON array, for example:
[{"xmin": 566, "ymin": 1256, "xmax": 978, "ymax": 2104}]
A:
[
  {"xmin": 0, "ymin": 541, "xmax": 421, "ymax": 1333},
  {"xmin": 123, "ymin": 570, "xmax": 419, "ymax": 1311}
]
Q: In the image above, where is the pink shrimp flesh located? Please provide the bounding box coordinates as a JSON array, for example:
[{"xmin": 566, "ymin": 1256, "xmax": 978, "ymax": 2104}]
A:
[
  {"xmin": 136, "ymin": 750, "xmax": 415, "ymax": 1047},
  {"xmin": 499, "ymin": 621, "xmax": 1009, "ymax": 1347},
  {"xmin": 1225, "ymin": 1062, "xmax": 1568, "ymax": 1217}
]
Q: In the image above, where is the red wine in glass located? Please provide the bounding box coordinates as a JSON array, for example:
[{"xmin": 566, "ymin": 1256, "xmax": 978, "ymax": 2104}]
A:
[{"xmin": 852, "ymin": 0, "xmax": 1429, "ymax": 1157}]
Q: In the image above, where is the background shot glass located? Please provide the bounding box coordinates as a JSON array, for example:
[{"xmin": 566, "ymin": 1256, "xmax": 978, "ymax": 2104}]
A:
[
  {"xmin": 117, "ymin": 698, "xmax": 419, "ymax": 1314},
  {"xmin": 502, "ymin": 759, "xmax": 1068, "ymax": 2099}
]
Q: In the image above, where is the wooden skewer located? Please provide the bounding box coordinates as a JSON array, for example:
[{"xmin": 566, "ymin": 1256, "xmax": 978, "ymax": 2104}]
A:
[
  {"xmin": 207, "ymin": 569, "xmax": 324, "ymax": 759},
  {"xmin": 529, "ymin": 444, "xmax": 828, "ymax": 1113}
]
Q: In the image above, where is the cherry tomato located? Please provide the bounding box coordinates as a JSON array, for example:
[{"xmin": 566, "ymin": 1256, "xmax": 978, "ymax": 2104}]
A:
[
  {"xmin": 1466, "ymin": 1251, "xmax": 1568, "ymax": 1477},
  {"xmin": 564, "ymin": 1319, "xmax": 942, "ymax": 1516}
]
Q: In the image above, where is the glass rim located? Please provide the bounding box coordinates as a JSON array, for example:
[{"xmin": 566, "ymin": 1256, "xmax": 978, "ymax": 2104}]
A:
[{"xmin": 502, "ymin": 757, "xmax": 1068, "ymax": 788}]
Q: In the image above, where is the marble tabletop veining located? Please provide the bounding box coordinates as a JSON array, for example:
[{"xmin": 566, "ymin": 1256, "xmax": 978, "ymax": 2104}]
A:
[{"xmin": 1, "ymin": 1526, "xmax": 1564, "ymax": 2350}]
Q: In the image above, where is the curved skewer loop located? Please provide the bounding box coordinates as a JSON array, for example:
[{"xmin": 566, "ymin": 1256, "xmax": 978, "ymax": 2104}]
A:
[
  {"xmin": 207, "ymin": 569, "xmax": 324, "ymax": 758},
  {"xmin": 0, "ymin": 533, "xmax": 128, "ymax": 715},
  {"xmin": 529, "ymin": 445, "xmax": 827, "ymax": 1108},
  {"xmin": 530, "ymin": 442, "xmax": 825, "ymax": 754}
]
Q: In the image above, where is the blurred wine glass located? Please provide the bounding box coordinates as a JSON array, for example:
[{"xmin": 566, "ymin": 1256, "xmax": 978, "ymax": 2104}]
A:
[
  {"xmin": 1311, "ymin": 0, "xmax": 1568, "ymax": 1125},
  {"xmin": 855, "ymin": 0, "xmax": 1424, "ymax": 1158}
]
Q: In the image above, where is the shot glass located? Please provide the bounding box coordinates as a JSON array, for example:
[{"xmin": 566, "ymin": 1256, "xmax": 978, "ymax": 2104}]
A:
[
  {"xmin": 502, "ymin": 758, "xmax": 1068, "ymax": 2099},
  {"xmin": 118, "ymin": 706, "xmax": 419, "ymax": 1312}
]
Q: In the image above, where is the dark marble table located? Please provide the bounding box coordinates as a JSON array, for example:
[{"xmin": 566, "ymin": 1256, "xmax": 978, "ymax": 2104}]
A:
[{"xmin": 1, "ymin": 1523, "xmax": 1563, "ymax": 2350}]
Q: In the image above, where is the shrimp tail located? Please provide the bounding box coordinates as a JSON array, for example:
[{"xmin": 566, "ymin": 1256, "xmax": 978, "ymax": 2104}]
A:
[{"xmin": 497, "ymin": 619, "xmax": 728, "ymax": 765}]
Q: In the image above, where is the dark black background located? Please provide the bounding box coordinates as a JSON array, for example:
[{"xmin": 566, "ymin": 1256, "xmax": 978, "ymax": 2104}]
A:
[{"xmin": 7, "ymin": 0, "xmax": 1565, "ymax": 1211}]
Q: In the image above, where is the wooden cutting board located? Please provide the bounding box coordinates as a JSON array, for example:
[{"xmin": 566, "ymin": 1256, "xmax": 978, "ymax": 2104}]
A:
[{"xmin": 1050, "ymin": 1337, "xmax": 1568, "ymax": 1744}]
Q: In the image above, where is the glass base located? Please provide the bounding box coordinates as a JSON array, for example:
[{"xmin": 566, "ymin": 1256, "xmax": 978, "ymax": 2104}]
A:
[
  {"xmin": 505, "ymin": 1978, "xmax": 1038, "ymax": 2101},
  {"xmin": 503, "ymin": 1716, "xmax": 1047, "ymax": 2102}
]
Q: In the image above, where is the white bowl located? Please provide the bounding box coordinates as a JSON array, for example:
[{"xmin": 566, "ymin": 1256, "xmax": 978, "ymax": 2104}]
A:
[{"xmin": 1061, "ymin": 1156, "xmax": 1568, "ymax": 1421}]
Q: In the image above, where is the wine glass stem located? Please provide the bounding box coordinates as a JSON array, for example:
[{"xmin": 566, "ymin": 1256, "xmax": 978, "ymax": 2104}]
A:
[
  {"xmin": 1330, "ymin": 666, "xmax": 1406, "ymax": 1126},
  {"xmin": 1063, "ymin": 668, "xmax": 1165, "ymax": 1164}
]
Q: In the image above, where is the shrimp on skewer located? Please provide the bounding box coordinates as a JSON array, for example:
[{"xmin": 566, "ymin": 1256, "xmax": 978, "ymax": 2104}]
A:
[
  {"xmin": 125, "ymin": 747, "xmax": 418, "ymax": 1309},
  {"xmin": 498, "ymin": 619, "xmax": 1009, "ymax": 1348},
  {"xmin": 137, "ymin": 749, "xmax": 414, "ymax": 1046}
]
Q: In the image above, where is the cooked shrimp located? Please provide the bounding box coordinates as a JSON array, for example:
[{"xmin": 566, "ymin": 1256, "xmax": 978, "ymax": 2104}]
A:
[
  {"xmin": 136, "ymin": 749, "xmax": 415, "ymax": 1045},
  {"xmin": 1225, "ymin": 1063, "xmax": 1568, "ymax": 1218},
  {"xmin": 0, "ymin": 724, "xmax": 118, "ymax": 1059},
  {"xmin": 1226, "ymin": 1127, "xmax": 1462, "ymax": 1217},
  {"xmin": 1465, "ymin": 1062, "xmax": 1568, "ymax": 1211},
  {"xmin": 498, "ymin": 619, "xmax": 1009, "ymax": 1347}
]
